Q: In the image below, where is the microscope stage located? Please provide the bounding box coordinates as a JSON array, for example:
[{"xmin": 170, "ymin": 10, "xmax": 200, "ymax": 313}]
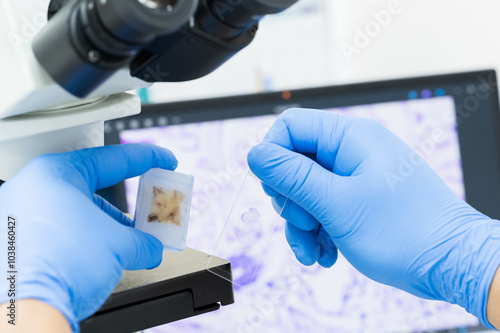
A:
[{"xmin": 80, "ymin": 248, "xmax": 234, "ymax": 333}]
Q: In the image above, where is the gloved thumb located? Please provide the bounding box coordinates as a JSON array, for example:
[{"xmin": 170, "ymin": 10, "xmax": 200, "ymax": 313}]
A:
[
  {"xmin": 248, "ymin": 142, "xmax": 347, "ymax": 223},
  {"xmin": 117, "ymin": 228, "xmax": 164, "ymax": 271}
]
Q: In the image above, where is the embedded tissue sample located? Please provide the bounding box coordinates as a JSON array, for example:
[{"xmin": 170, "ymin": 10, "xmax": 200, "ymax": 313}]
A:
[{"xmin": 147, "ymin": 187, "xmax": 185, "ymax": 226}]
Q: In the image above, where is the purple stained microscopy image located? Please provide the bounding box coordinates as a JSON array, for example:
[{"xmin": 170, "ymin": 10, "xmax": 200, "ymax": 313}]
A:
[
  {"xmin": 120, "ymin": 96, "xmax": 477, "ymax": 333},
  {"xmin": 228, "ymin": 254, "xmax": 261, "ymax": 290}
]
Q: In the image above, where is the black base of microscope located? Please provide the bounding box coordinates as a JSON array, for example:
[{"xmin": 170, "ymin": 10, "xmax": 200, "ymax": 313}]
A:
[{"xmin": 80, "ymin": 248, "xmax": 234, "ymax": 333}]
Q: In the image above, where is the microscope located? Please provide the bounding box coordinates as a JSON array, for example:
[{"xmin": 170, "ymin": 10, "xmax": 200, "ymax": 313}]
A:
[{"xmin": 0, "ymin": 0, "xmax": 297, "ymax": 331}]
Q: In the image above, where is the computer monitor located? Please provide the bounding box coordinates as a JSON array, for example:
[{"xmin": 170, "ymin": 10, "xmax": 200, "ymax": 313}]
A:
[{"xmin": 103, "ymin": 70, "xmax": 500, "ymax": 333}]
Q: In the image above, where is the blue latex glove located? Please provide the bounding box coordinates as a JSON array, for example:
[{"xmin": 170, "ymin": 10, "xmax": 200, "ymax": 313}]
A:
[
  {"xmin": 0, "ymin": 144, "xmax": 177, "ymax": 332},
  {"xmin": 248, "ymin": 108, "xmax": 500, "ymax": 328}
]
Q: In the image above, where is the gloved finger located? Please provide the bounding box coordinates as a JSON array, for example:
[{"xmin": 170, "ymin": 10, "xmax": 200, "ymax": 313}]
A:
[
  {"xmin": 64, "ymin": 143, "xmax": 178, "ymax": 192},
  {"xmin": 262, "ymin": 182, "xmax": 279, "ymax": 197},
  {"xmin": 272, "ymin": 195, "xmax": 336, "ymax": 266},
  {"xmin": 272, "ymin": 195, "xmax": 320, "ymax": 231},
  {"xmin": 316, "ymin": 226, "xmax": 338, "ymax": 268},
  {"xmin": 248, "ymin": 142, "xmax": 346, "ymax": 222},
  {"xmin": 116, "ymin": 227, "xmax": 164, "ymax": 270},
  {"xmin": 94, "ymin": 194, "xmax": 133, "ymax": 227},
  {"xmin": 263, "ymin": 109, "xmax": 344, "ymax": 171},
  {"xmin": 285, "ymin": 221, "xmax": 321, "ymax": 266}
]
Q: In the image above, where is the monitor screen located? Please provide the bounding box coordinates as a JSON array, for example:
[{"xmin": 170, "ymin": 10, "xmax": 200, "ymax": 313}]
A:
[{"xmin": 104, "ymin": 70, "xmax": 500, "ymax": 333}]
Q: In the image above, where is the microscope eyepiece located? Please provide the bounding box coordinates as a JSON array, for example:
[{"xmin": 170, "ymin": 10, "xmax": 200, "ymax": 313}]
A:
[
  {"xmin": 33, "ymin": 0, "xmax": 297, "ymax": 98},
  {"xmin": 32, "ymin": 0, "xmax": 198, "ymax": 98}
]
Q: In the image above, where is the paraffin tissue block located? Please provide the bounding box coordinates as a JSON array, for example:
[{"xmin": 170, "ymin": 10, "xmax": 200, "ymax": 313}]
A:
[{"xmin": 134, "ymin": 168, "xmax": 194, "ymax": 252}]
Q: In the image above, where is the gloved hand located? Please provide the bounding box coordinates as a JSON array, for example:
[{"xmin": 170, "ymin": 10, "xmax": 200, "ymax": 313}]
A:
[
  {"xmin": 248, "ymin": 108, "xmax": 500, "ymax": 328},
  {"xmin": 0, "ymin": 144, "xmax": 177, "ymax": 332}
]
